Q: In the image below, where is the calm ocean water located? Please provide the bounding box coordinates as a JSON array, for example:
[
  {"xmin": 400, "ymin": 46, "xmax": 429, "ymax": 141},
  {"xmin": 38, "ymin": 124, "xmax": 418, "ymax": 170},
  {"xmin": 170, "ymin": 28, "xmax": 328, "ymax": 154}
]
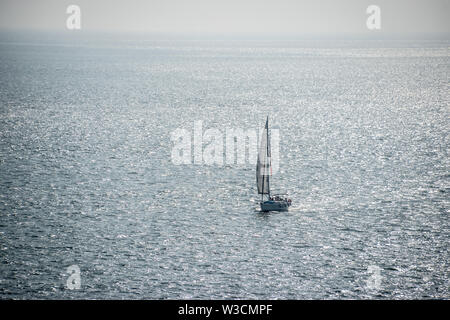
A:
[{"xmin": 0, "ymin": 32, "xmax": 448, "ymax": 299}]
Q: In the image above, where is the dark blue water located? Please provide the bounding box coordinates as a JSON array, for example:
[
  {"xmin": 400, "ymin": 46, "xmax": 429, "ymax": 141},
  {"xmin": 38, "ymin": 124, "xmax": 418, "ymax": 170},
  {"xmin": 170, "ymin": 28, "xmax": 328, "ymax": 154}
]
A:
[{"xmin": 0, "ymin": 32, "xmax": 448, "ymax": 299}]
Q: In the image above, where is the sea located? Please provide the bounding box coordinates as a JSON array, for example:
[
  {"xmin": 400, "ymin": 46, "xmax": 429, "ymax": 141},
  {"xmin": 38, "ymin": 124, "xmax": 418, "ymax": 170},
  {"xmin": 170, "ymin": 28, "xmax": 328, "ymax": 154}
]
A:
[{"xmin": 0, "ymin": 31, "xmax": 448, "ymax": 299}]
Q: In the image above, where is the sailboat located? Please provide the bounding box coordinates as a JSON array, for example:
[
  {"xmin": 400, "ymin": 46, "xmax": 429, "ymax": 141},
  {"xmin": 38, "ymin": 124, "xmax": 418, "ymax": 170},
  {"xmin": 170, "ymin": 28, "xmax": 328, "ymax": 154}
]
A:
[{"xmin": 256, "ymin": 116, "xmax": 292, "ymax": 212}]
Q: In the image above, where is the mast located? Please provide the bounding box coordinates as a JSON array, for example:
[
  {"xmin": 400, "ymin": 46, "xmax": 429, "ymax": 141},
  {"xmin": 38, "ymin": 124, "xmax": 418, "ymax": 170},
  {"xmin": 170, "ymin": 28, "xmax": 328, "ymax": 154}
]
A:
[
  {"xmin": 261, "ymin": 117, "xmax": 266, "ymax": 202},
  {"xmin": 266, "ymin": 116, "xmax": 270, "ymax": 200}
]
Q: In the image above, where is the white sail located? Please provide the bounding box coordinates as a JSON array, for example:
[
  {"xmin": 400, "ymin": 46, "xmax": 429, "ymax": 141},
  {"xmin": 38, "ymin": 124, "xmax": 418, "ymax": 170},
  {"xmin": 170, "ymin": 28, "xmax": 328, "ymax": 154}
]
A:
[{"xmin": 256, "ymin": 117, "xmax": 271, "ymax": 195}]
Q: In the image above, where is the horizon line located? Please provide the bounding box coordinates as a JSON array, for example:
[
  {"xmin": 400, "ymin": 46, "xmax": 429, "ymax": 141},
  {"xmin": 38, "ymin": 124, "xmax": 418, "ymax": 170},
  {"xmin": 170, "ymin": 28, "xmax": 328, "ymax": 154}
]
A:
[{"xmin": 0, "ymin": 28, "xmax": 449, "ymax": 41}]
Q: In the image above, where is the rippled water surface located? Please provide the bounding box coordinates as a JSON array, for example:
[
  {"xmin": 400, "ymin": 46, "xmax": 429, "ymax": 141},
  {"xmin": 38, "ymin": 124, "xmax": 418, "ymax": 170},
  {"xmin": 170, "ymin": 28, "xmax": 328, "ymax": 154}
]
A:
[{"xmin": 0, "ymin": 33, "xmax": 449, "ymax": 299}]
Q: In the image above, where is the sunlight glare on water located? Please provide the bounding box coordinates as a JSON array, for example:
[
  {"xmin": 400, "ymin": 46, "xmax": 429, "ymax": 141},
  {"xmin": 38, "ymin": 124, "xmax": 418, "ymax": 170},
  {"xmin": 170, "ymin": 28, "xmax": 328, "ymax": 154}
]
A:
[{"xmin": 0, "ymin": 33, "xmax": 448, "ymax": 299}]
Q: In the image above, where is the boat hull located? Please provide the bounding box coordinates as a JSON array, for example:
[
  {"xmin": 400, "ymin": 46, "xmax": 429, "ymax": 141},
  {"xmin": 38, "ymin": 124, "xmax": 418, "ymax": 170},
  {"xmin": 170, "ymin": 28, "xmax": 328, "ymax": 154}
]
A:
[{"xmin": 260, "ymin": 200, "xmax": 289, "ymax": 212}]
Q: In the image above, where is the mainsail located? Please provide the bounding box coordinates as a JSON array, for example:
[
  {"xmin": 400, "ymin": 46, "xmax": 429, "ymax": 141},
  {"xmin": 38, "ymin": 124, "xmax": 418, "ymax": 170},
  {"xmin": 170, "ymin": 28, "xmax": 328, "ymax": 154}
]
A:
[{"xmin": 256, "ymin": 117, "xmax": 271, "ymax": 196}]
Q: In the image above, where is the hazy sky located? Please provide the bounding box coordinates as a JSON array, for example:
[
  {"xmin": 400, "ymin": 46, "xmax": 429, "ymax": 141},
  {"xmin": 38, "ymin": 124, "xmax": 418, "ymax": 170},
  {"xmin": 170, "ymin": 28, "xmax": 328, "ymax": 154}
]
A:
[{"xmin": 0, "ymin": 0, "xmax": 448, "ymax": 36}]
